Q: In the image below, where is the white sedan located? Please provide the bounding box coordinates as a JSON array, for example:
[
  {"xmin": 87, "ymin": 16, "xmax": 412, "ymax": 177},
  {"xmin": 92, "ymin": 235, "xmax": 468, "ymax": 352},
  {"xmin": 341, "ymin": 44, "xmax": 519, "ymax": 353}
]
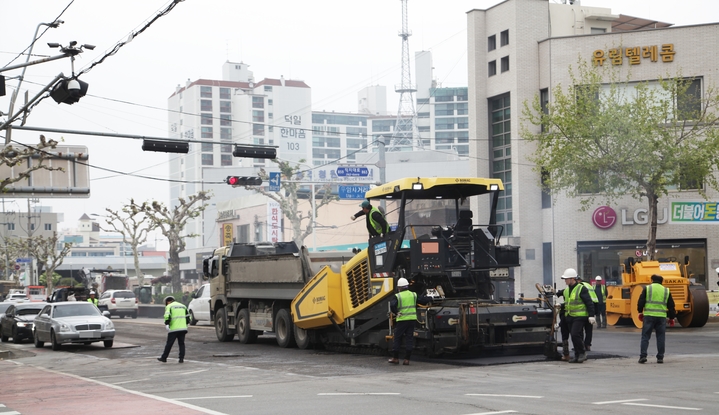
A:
[{"xmin": 33, "ymin": 302, "xmax": 115, "ymax": 350}]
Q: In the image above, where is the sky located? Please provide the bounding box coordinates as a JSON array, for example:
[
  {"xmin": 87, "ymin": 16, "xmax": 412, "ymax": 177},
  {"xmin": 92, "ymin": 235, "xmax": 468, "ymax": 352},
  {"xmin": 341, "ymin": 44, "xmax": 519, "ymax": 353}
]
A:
[{"xmin": 2, "ymin": 0, "xmax": 719, "ymax": 248}]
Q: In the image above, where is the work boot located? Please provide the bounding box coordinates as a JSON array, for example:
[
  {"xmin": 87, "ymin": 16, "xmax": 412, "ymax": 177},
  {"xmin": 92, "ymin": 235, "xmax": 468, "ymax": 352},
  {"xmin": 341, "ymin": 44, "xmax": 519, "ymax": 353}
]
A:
[
  {"xmin": 388, "ymin": 358, "xmax": 399, "ymax": 364},
  {"xmin": 402, "ymin": 360, "xmax": 410, "ymax": 365},
  {"xmin": 179, "ymin": 358, "xmax": 184, "ymax": 363},
  {"xmin": 657, "ymin": 358, "xmax": 663, "ymax": 364},
  {"xmin": 578, "ymin": 353, "xmax": 587, "ymax": 363},
  {"xmin": 568, "ymin": 355, "xmax": 582, "ymax": 363},
  {"xmin": 157, "ymin": 358, "xmax": 166, "ymax": 363},
  {"xmin": 638, "ymin": 357, "xmax": 647, "ymax": 364},
  {"xmin": 561, "ymin": 354, "xmax": 571, "ymax": 362}
]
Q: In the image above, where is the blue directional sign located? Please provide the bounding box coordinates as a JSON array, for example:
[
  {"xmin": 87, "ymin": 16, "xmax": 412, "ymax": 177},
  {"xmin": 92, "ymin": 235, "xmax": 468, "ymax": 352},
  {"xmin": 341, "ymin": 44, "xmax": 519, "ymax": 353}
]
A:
[
  {"xmin": 336, "ymin": 166, "xmax": 369, "ymax": 177},
  {"xmin": 15, "ymin": 258, "xmax": 31, "ymax": 263},
  {"xmin": 339, "ymin": 185, "xmax": 370, "ymax": 200},
  {"xmin": 269, "ymin": 172, "xmax": 281, "ymax": 191}
]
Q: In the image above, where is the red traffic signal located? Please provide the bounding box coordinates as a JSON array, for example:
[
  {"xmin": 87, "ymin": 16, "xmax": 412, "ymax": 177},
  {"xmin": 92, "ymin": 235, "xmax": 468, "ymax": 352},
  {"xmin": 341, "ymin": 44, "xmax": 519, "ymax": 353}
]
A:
[{"xmin": 226, "ymin": 176, "xmax": 262, "ymax": 186}]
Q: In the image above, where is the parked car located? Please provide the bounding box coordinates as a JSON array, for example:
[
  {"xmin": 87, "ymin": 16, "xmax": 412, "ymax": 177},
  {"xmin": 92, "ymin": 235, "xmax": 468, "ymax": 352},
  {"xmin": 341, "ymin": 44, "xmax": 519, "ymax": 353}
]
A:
[
  {"xmin": 97, "ymin": 290, "xmax": 138, "ymax": 319},
  {"xmin": 1, "ymin": 302, "xmax": 46, "ymax": 344},
  {"xmin": 188, "ymin": 283, "xmax": 211, "ymax": 325},
  {"xmin": 4, "ymin": 293, "xmax": 29, "ymax": 303},
  {"xmin": 32, "ymin": 301, "xmax": 115, "ymax": 350}
]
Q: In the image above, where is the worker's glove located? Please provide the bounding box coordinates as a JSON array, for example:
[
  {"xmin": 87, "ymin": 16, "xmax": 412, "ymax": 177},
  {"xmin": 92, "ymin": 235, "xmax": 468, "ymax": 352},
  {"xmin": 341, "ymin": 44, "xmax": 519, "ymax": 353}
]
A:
[
  {"xmin": 668, "ymin": 318, "xmax": 675, "ymax": 328},
  {"xmin": 638, "ymin": 313, "xmax": 644, "ymax": 322},
  {"xmin": 165, "ymin": 325, "xmax": 170, "ymax": 332},
  {"xmin": 350, "ymin": 215, "xmax": 356, "ymax": 221},
  {"xmin": 588, "ymin": 317, "xmax": 596, "ymax": 325}
]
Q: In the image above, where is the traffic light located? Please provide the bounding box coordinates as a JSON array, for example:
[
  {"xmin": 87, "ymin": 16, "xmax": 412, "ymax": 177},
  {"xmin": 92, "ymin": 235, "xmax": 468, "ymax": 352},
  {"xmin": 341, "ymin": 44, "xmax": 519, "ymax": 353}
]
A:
[
  {"xmin": 232, "ymin": 145, "xmax": 276, "ymax": 159},
  {"xmin": 226, "ymin": 176, "xmax": 262, "ymax": 186},
  {"xmin": 50, "ymin": 77, "xmax": 88, "ymax": 105},
  {"xmin": 142, "ymin": 139, "xmax": 189, "ymax": 154}
]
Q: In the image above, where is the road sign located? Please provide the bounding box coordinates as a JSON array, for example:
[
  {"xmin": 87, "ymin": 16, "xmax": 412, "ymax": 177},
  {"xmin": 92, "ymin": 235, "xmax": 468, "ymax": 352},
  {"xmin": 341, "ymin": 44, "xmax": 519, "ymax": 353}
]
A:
[
  {"xmin": 339, "ymin": 185, "xmax": 370, "ymax": 200},
  {"xmin": 269, "ymin": 172, "xmax": 281, "ymax": 191},
  {"xmin": 15, "ymin": 258, "xmax": 31, "ymax": 263},
  {"xmin": 14, "ymin": 264, "xmax": 20, "ymax": 270},
  {"xmin": 336, "ymin": 166, "xmax": 369, "ymax": 177}
]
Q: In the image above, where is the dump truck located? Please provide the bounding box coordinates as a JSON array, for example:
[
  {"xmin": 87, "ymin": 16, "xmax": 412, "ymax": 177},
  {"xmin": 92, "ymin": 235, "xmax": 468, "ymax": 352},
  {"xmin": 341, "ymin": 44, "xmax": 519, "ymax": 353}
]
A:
[
  {"xmin": 205, "ymin": 177, "xmax": 556, "ymax": 357},
  {"xmin": 606, "ymin": 256, "xmax": 709, "ymax": 328}
]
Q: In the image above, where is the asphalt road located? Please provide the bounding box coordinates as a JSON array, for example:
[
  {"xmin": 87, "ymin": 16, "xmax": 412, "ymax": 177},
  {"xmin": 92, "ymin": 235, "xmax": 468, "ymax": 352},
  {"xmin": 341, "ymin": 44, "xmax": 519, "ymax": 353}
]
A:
[{"xmin": 1, "ymin": 317, "xmax": 718, "ymax": 415}]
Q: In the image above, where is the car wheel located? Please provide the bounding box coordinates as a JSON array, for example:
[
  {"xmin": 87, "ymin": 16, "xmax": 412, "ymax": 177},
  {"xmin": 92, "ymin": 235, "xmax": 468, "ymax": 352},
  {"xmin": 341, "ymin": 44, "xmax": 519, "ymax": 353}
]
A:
[
  {"xmin": 33, "ymin": 331, "xmax": 44, "ymax": 348},
  {"xmin": 50, "ymin": 330, "xmax": 61, "ymax": 351},
  {"xmin": 0, "ymin": 329, "xmax": 8, "ymax": 342},
  {"xmin": 104, "ymin": 339, "xmax": 113, "ymax": 348},
  {"xmin": 12, "ymin": 327, "xmax": 21, "ymax": 344},
  {"xmin": 119, "ymin": 314, "xmax": 125, "ymax": 319},
  {"xmin": 189, "ymin": 311, "xmax": 198, "ymax": 326},
  {"xmin": 131, "ymin": 312, "xmax": 138, "ymax": 319}
]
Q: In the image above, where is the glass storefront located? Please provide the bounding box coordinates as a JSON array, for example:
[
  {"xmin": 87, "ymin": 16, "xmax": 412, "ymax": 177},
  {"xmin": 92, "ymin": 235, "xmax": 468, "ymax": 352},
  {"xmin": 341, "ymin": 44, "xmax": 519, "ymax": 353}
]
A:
[{"xmin": 577, "ymin": 239, "xmax": 707, "ymax": 288}]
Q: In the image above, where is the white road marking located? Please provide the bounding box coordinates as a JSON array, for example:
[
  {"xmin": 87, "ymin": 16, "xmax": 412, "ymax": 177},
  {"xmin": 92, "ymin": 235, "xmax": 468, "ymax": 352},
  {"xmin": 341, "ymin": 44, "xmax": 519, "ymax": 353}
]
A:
[
  {"xmin": 180, "ymin": 369, "xmax": 209, "ymax": 375},
  {"xmin": 176, "ymin": 395, "xmax": 252, "ymax": 401},
  {"xmin": 113, "ymin": 378, "xmax": 151, "ymax": 385},
  {"xmin": 462, "ymin": 411, "xmax": 517, "ymax": 415},
  {"xmin": 1, "ymin": 412, "xmax": 21, "ymax": 415},
  {"xmin": 593, "ymin": 398, "xmax": 648, "ymax": 405},
  {"xmin": 318, "ymin": 393, "xmax": 401, "ymax": 396},
  {"xmin": 90, "ymin": 375, "xmax": 127, "ymax": 379},
  {"xmin": 623, "ymin": 403, "xmax": 702, "ymax": 411},
  {"xmin": 466, "ymin": 394, "xmax": 542, "ymax": 399}
]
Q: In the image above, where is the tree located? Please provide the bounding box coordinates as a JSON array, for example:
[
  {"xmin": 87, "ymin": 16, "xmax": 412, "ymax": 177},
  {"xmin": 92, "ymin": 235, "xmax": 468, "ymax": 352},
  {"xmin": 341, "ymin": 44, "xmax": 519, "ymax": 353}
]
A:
[
  {"xmin": 252, "ymin": 160, "xmax": 337, "ymax": 248},
  {"xmin": 0, "ymin": 135, "xmax": 62, "ymax": 192},
  {"xmin": 0, "ymin": 236, "xmax": 24, "ymax": 281},
  {"xmin": 522, "ymin": 60, "xmax": 719, "ymax": 260},
  {"xmin": 24, "ymin": 232, "xmax": 72, "ymax": 294},
  {"xmin": 96, "ymin": 200, "xmax": 152, "ymax": 286},
  {"xmin": 139, "ymin": 192, "xmax": 211, "ymax": 292}
]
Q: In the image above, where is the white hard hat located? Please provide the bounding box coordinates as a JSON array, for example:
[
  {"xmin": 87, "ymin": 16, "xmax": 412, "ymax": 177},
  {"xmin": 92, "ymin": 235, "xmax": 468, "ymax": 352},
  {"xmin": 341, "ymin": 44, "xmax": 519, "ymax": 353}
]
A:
[
  {"xmin": 561, "ymin": 268, "xmax": 579, "ymax": 279},
  {"xmin": 89, "ymin": 291, "xmax": 96, "ymax": 295},
  {"xmin": 397, "ymin": 277, "xmax": 409, "ymax": 287},
  {"xmin": 595, "ymin": 276, "xmax": 602, "ymax": 281},
  {"xmin": 715, "ymin": 267, "xmax": 719, "ymax": 273}
]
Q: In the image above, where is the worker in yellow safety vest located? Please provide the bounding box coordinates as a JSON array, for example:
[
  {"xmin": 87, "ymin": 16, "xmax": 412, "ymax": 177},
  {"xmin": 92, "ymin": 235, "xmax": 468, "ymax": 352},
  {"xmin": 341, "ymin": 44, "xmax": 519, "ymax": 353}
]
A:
[
  {"xmin": 561, "ymin": 268, "xmax": 595, "ymax": 363},
  {"xmin": 350, "ymin": 200, "xmax": 390, "ymax": 238},
  {"xmin": 593, "ymin": 276, "xmax": 608, "ymax": 328},
  {"xmin": 158, "ymin": 296, "xmax": 191, "ymax": 363},
  {"xmin": 637, "ymin": 274, "xmax": 676, "ymax": 364},
  {"xmin": 388, "ymin": 277, "xmax": 431, "ymax": 366},
  {"xmin": 87, "ymin": 291, "xmax": 98, "ymax": 307}
]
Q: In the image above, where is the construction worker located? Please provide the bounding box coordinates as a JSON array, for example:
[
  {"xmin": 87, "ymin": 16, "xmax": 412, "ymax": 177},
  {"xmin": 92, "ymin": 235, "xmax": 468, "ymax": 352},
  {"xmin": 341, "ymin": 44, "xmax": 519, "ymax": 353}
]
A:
[
  {"xmin": 638, "ymin": 274, "xmax": 676, "ymax": 364},
  {"xmin": 388, "ymin": 277, "xmax": 431, "ymax": 365},
  {"xmin": 555, "ymin": 288, "xmax": 571, "ymax": 361},
  {"xmin": 158, "ymin": 296, "xmax": 191, "ymax": 363},
  {"xmin": 351, "ymin": 200, "xmax": 390, "ymax": 238},
  {"xmin": 561, "ymin": 268, "xmax": 595, "ymax": 363},
  {"xmin": 593, "ymin": 276, "xmax": 608, "ymax": 328},
  {"xmin": 87, "ymin": 291, "xmax": 98, "ymax": 307},
  {"xmin": 580, "ymin": 278, "xmax": 598, "ymax": 351}
]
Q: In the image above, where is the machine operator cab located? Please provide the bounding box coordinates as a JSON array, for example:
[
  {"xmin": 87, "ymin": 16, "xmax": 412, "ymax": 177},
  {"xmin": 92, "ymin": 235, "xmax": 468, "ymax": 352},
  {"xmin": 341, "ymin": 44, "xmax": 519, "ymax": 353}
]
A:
[{"xmin": 363, "ymin": 177, "xmax": 520, "ymax": 301}]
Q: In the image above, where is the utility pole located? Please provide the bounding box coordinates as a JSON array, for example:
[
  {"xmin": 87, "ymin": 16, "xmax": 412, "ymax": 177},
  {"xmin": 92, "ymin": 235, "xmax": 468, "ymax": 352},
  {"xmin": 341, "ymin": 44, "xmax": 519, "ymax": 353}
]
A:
[{"xmin": 378, "ymin": 136, "xmax": 387, "ymax": 212}]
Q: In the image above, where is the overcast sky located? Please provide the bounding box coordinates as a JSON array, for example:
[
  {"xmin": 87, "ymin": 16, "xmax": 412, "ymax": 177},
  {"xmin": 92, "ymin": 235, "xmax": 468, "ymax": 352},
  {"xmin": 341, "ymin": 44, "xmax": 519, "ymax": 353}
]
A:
[{"xmin": 2, "ymin": 0, "xmax": 719, "ymax": 247}]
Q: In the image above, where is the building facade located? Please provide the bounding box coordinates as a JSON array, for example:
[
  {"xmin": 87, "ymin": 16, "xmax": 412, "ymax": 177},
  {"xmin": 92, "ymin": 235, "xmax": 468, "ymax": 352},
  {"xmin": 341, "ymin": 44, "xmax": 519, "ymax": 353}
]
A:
[{"xmin": 468, "ymin": 0, "xmax": 719, "ymax": 296}]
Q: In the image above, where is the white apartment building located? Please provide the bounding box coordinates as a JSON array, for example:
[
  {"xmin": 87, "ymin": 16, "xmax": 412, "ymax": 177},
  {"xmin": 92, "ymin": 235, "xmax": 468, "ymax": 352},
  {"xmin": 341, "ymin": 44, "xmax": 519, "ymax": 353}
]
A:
[{"xmin": 468, "ymin": 0, "xmax": 719, "ymax": 297}]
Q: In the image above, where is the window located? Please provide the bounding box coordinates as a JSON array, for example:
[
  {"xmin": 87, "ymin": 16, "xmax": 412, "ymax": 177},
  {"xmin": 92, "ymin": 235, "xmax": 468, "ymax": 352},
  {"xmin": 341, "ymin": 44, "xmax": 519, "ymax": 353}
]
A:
[
  {"xmin": 254, "ymin": 223, "xmax": 263, "ymax": 242},
  {"xmin": 540, "ymin": 88, "xmax": 549, "ymax": 132},
  {"xmin": 200, "ymin": 86, "xmax": 212, "ymax": 98},
  {"xmin": 264, "ymin": 85, "xmax": 273, "ymax": 92},
  {"xmin": 7, "ymin": 223, "xmax": 14, "ymax": 230},
  {"xmin": 488, "ymin": 61, "xmax": 497, "ymax": 77},
  {"xmin": 490, "ymin": 93, "xmax": 512, "ymax": 236},
  {"xmin": 201, "ymin": 142, "xmax": 213, "ymax": 152},
  {"xmin": 200, "ymin": 100, "xmax": 212, "ymax": 111},
  {"xmin": 237, "ymin": 224, "xmax": 250, "ymax": 243},
  {"xmin": 219, "ymin": 87, "xmax": 231, "ymax": 99},
  {"xmin": 591, "ymin": 27, "xmax": 606, "ymax": 34},
  {"xmin": 201, "ymin": 154, "xmax": 213, "ymax": 165},
  {"xmin": 220, "ymin": 101, "xmax": 231, "ymax": 113},
  {"xmin": 268, "ymin": 112, "xmax": 273, "ymax": 119},
  {"xmin": 417, "ymin": 112, "xmax": 430, "ymax": 118},
  {"xmin": 677, "ymin": 78, "xmax": 702, "ymax": 120},
  {"xmin": 221, "ymin": 128, "xmax": 232, "ymax": 140},
  {"xmin": 201, "ymin": 113, "xmax": 213, "ymax": 125},
  {"xmin": 201, "ymin": 127, "xmax": 213, "ymax": 138},
  {"xmin": 501, "ymin": 56, "xmax": 509, "ymax": 73},
  {"xmin": 45, "ymin": 223, "xmax": 52, "ymax": 231},
  {"xmin": 488, "ymin": 35, "xmax": 496, "ymax": 51},
  {"xmin": 221, "ymin": 154, "xmax": 232, "ymax": 166},
  {"xmin": 252, "ymin": 110, "xmax": 264, "ymax": 122},
  {"xmin": 220, "ymin": 114, "xmax": 231, "ymax": 126},
  {"xmin": 253, "ymin": 123, "xmax": 264, "ymax": 136},
  {"xmin": 541, "ymin": 168, "xmax": 551, "ymax": 209},
  {"xmin": 221, "ymin": 144, "xmax": 232, "ymax": 153},
  {"xmin": 435, "ymin": 104, "xmax": 454, "ymax": 116},
  {"xmin": 456, "ymin": 103, "xmax": 468, "ymax": 115},
  {"xmin": 252, "ymin": 96, "xmax": 264, "ymax": 109},
  {"xmin": 500, "ymin": 30, "xmax": 509, "ymax": 46},
  {"xmin": 268, "ymin": 99, "xmax": 273, "ymax": 106}
]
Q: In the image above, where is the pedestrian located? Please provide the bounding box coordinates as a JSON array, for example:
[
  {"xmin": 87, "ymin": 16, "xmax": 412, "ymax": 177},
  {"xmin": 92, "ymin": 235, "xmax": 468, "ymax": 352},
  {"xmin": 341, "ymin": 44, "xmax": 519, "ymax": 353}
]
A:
[
  {"xmin": 181, "ymin": 291, "xmax": 190, "ymax": 306},
  {"xmin": 388, "ymin": 277, "xmax": 431, "ymax": 365},
  {"xmin": 638, "ymin": 274, "xmax": 676, "ymax": 364},
  {"xmin": 350, "ymin": 200, "xmax": 390, "ymax": 238},
  {"xmin": 560, "ymin": 268, "xmax": 595, "ymax": 363},
  {"xmin": 87, "ymin": 291, "xmax": 98, "ymax": 307},
  {"xmin": 158, "ymin": 295, "xmax": 190, "ymax": 363},
  {"xmin": 593, "ymin": 276, "xmax": 607, "ymax": 328},
  {"xmin": 579, "ymin": 278, "xmax": 598, "ymax": 351},
  {"xmin": 555, "ymin": 289, "xmax": 571, "ymax": 361}
]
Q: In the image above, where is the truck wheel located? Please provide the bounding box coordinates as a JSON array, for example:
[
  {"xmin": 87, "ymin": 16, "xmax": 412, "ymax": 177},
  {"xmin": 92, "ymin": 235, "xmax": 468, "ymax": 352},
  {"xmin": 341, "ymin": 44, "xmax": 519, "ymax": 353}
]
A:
[
  {"xmin": 275, "ymin": 309, "xmax": 295, "ymax": 348},
  {"xmin": 237, "ymin": 309, "xmax": 258, "ymax": 344},
  {"xmin": 189, "ymin": 311, "xmax": 198, "ymax": 326},
  {"xmin": 294, "ymin": 325, "xmax": 312, "ymax": 349},
  {"xmin": 215, "ymin": 308, "xmax": 233, "ymax": 342},
  {"xmin": 51, "ymin": 330, "xmax": 61, "ymax": 351}
]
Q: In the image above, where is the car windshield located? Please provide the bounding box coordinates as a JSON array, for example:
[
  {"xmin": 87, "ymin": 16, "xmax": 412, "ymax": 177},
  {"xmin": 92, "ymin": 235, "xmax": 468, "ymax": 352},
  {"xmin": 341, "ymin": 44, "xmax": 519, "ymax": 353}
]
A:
[
  {"xmin": 17, "ymin": 308, "xmax": 43, "ymax": 316},
  {"xmin": 114, "ymin": 292, "xmax": 135, "ymax": 299},
  {"xmin": 53, "ymin": 304, "xmax": 101, "ymax": 318}
]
